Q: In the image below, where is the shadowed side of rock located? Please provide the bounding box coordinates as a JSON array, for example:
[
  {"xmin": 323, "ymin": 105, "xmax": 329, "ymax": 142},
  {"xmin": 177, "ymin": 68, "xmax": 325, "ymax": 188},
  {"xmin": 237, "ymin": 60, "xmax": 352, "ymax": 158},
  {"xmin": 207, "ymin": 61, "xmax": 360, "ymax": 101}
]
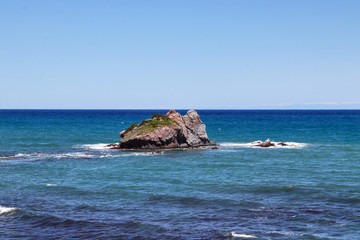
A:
[{"xmin": 112, "ymin": 110, "xmax": 216, "ymax": 149}]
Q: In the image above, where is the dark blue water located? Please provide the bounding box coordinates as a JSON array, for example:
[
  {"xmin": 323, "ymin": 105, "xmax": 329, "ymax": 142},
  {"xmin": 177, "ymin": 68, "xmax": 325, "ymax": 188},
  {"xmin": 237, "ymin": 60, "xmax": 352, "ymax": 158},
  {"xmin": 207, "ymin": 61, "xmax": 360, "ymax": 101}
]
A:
[{"xmin": 1, "ymin": 110, "xmax": 360, "ymax": 239}]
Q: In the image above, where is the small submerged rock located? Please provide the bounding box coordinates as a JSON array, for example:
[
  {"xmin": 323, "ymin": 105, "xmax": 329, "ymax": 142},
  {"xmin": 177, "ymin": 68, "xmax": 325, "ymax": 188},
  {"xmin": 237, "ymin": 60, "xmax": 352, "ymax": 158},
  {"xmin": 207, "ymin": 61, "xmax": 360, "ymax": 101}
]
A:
[{"xmin": 109, "ymin": 110, "xmax": 216, "ymax": 150}]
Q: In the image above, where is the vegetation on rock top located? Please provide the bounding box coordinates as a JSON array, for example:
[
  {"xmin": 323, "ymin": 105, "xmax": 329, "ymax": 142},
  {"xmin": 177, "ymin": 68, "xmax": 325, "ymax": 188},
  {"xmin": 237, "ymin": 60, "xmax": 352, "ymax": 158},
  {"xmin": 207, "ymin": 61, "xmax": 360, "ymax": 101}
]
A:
[
  {"xmin": 122, "ymin": 113, "xmax": 179, "ymax": 142},
  {"xmin": 123, "ymin": 124, "xmax": 138, "ymax": 135}
]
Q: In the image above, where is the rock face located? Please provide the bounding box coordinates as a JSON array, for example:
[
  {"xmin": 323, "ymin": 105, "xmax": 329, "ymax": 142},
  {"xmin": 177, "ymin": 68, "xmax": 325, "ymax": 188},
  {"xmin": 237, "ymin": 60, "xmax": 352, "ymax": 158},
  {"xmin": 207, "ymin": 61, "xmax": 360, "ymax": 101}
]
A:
[{"xmin": 114, "ymin": 110, "xmax": 216, "ymax": 149}]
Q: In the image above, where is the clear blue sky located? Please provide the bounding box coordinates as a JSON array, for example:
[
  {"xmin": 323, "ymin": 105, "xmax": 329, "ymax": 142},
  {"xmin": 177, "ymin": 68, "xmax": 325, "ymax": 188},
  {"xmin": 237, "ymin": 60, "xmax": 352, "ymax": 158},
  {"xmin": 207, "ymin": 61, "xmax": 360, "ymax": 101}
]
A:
[{"xmin": 1, "ymin": 0, "xmax": 359, "ymax": 109}]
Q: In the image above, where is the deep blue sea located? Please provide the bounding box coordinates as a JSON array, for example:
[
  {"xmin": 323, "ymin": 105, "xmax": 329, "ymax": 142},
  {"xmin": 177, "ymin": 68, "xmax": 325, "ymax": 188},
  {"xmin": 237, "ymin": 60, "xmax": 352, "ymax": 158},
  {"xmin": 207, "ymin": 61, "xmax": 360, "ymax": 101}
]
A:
[{"xmin": 1, "ymin": 110, "xmax": 360, "ymax": 239}]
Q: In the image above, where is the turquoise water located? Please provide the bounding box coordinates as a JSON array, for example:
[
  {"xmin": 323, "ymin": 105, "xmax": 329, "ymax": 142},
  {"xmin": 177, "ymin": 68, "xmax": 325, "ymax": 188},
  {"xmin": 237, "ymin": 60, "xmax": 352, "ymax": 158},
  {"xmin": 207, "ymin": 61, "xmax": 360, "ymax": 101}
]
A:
[{"xmin": 1, "ymin": 110, "xmax": 360, "ymax": 239}]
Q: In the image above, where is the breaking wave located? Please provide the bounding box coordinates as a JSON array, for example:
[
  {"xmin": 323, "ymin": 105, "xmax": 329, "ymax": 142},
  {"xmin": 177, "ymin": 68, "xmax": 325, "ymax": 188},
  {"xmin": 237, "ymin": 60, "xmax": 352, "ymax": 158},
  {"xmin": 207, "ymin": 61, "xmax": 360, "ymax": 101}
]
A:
[
  {"xmin": 226, "ymin": 231, "xmax": 257, "ymax": 238},
  {"xmin": 77, "ymin": 143, "xmax": 114, "ymax": 150},
  {"xmin": 0, "ymin": 205, "xmax": 19, "ymax": 215},
  {"xmin": 0, "ymin": 143, "xmax": 162, "ymax": 162},
  {"xmin": 220, "ymin": 141, "xmax": 308, "ymax": 149}
]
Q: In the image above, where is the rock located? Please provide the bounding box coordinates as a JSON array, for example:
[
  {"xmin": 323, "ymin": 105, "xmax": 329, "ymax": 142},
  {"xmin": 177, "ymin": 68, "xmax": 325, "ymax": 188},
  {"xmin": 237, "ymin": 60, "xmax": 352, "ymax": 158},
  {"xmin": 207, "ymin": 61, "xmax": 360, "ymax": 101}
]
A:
[
  {"xmin": 257, "ymin": 138, "xmax": 275, "ymax": 148},
  {"xmin": 277, "ymin": 142, "xmax": 287, "ymax": 146},
  {"xmin": 120, "ymin": 130, "xmax": 126, "ymax": 138},
  {"xmin": 112, "ymin": 110, "xmax": 216, "ymax": 149},
  {"xmin": 212, "ymin": 147, "xmax": 219, "ymax": 150},
  {"xmin": 183, "ymin": 110, "xmax": 210, "ymax": 146},
  {"xmin": 107, "ymin": 143, "xmax": 120, "ymax": 148}
]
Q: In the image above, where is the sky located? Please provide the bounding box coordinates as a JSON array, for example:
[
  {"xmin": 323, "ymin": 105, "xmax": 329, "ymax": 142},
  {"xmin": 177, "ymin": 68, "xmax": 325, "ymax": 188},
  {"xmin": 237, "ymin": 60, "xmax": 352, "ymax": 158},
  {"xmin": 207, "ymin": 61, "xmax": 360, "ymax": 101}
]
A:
[{"xmin": 1, "ymin": 0, "xmax": 359, "ymax": 109}]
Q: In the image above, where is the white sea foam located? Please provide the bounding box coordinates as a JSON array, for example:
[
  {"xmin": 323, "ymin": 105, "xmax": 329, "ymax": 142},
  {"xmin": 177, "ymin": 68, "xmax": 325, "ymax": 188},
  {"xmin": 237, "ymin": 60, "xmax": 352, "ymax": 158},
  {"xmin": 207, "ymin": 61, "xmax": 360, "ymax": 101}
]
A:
[
  {"xmin": 0, "ymin": 205, "xmax": 18, "ymax": 215},
  {"xmin": 100, "ymin": 152, "xmax": 163, "ymax": 158},
  {"xmin": 14, "ymin": 152, "xmax": 95, "ymax": 159},
  {"xmin": 2, "ymin": 142, "xmax": 164, "ymax": 162},
  {"xmin": 123, "ymin": 152, "xmax": 162, "ymax": 157},
  {"xmin": 4, "ymin": 149, "xmax": 160, "ymax": 161},
  {"xmin": 220, "ymin": 141, "xmax": 308, "ymax": 149},
  {"xmin": 90, "ymin": 151, "xmax": 161, "ymax": 158},
  {"xmin": 53, "ymin": 152, "xmax": 91, "ymax": 159},
  {"xmin": 80, "ymin": 143, "xmax": 114, "ymax": 150},
  {"xmin": 229, "ymin": 231, "xmax": 257, "ymax": 238}
]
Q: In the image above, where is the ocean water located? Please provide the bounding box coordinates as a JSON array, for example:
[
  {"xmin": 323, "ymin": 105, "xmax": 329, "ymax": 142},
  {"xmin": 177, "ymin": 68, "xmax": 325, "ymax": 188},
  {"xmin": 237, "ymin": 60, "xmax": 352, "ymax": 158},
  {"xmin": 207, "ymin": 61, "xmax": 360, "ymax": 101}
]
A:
[{"xmin": 1, "ymin": 110, "xmax": 360, "ymax": 239}]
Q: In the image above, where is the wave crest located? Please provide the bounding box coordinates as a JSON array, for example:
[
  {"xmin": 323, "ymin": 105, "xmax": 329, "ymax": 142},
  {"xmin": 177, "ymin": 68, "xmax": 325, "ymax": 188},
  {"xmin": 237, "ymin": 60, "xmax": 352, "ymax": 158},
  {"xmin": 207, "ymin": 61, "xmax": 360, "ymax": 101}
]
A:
[
  {"xmin": 226, "ymin": 231, "xmax": 257, "ymax": 238},
  {"xmin": 0, "ymin": 205, "xmax": 19, "ymax": 215}
]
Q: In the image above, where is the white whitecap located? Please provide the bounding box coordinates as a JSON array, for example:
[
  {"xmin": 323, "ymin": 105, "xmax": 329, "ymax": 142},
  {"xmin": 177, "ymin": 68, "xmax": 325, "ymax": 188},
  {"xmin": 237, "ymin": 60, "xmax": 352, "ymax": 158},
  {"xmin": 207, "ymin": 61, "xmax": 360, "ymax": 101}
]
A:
[
  {"xmin": 0, "ymin": 205, "xmax": 18, "ymax": 215},
  {"xmin": 220, "ymin": 141, "xmax": 308, "ymax": 149},
  {"xmin": 15, "ymin": 153, "xmax": 30, "ymax": 157},
  {"xmin": 230, "ymin": 231, "xmax": 257, "ymax": 238},
  {"xmin": 46, "ymin": 184, "xmax": 57, "ymax": 187},
  {"xmin": 54, "ymin": 152, "xmax": 93, "ymax": 159}
]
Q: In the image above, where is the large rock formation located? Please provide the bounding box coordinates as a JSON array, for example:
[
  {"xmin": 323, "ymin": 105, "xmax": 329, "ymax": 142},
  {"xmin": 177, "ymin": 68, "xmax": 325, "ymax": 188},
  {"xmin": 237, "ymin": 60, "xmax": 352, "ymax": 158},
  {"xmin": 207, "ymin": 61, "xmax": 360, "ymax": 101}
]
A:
[{"xmin": 111, "ymin": 110, "xmax": 216, "ymax": 149}]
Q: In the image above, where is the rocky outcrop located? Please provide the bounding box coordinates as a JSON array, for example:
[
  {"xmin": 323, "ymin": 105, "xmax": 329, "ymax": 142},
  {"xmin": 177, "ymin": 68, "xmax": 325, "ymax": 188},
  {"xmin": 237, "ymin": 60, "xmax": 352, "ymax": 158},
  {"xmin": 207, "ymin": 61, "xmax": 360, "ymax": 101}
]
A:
[
  {"xmin": 111, "ymin": 110, "xmax": 216, "ymax": 149},
  {"xmin": 255, "ymin": 139, "xmax": 288, "ymax": 148},
  {"xmin": 257, "ymin": 139, "xmax": 274, "ymax": 147}
]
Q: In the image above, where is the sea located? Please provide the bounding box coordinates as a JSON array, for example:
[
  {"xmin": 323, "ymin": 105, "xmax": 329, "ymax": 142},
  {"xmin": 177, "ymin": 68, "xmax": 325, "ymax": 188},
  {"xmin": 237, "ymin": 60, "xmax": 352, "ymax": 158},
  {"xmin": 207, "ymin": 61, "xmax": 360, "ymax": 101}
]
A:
[{"xmin": 1, "ymin": 110, "xmax": 359, "ymax": 240}]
